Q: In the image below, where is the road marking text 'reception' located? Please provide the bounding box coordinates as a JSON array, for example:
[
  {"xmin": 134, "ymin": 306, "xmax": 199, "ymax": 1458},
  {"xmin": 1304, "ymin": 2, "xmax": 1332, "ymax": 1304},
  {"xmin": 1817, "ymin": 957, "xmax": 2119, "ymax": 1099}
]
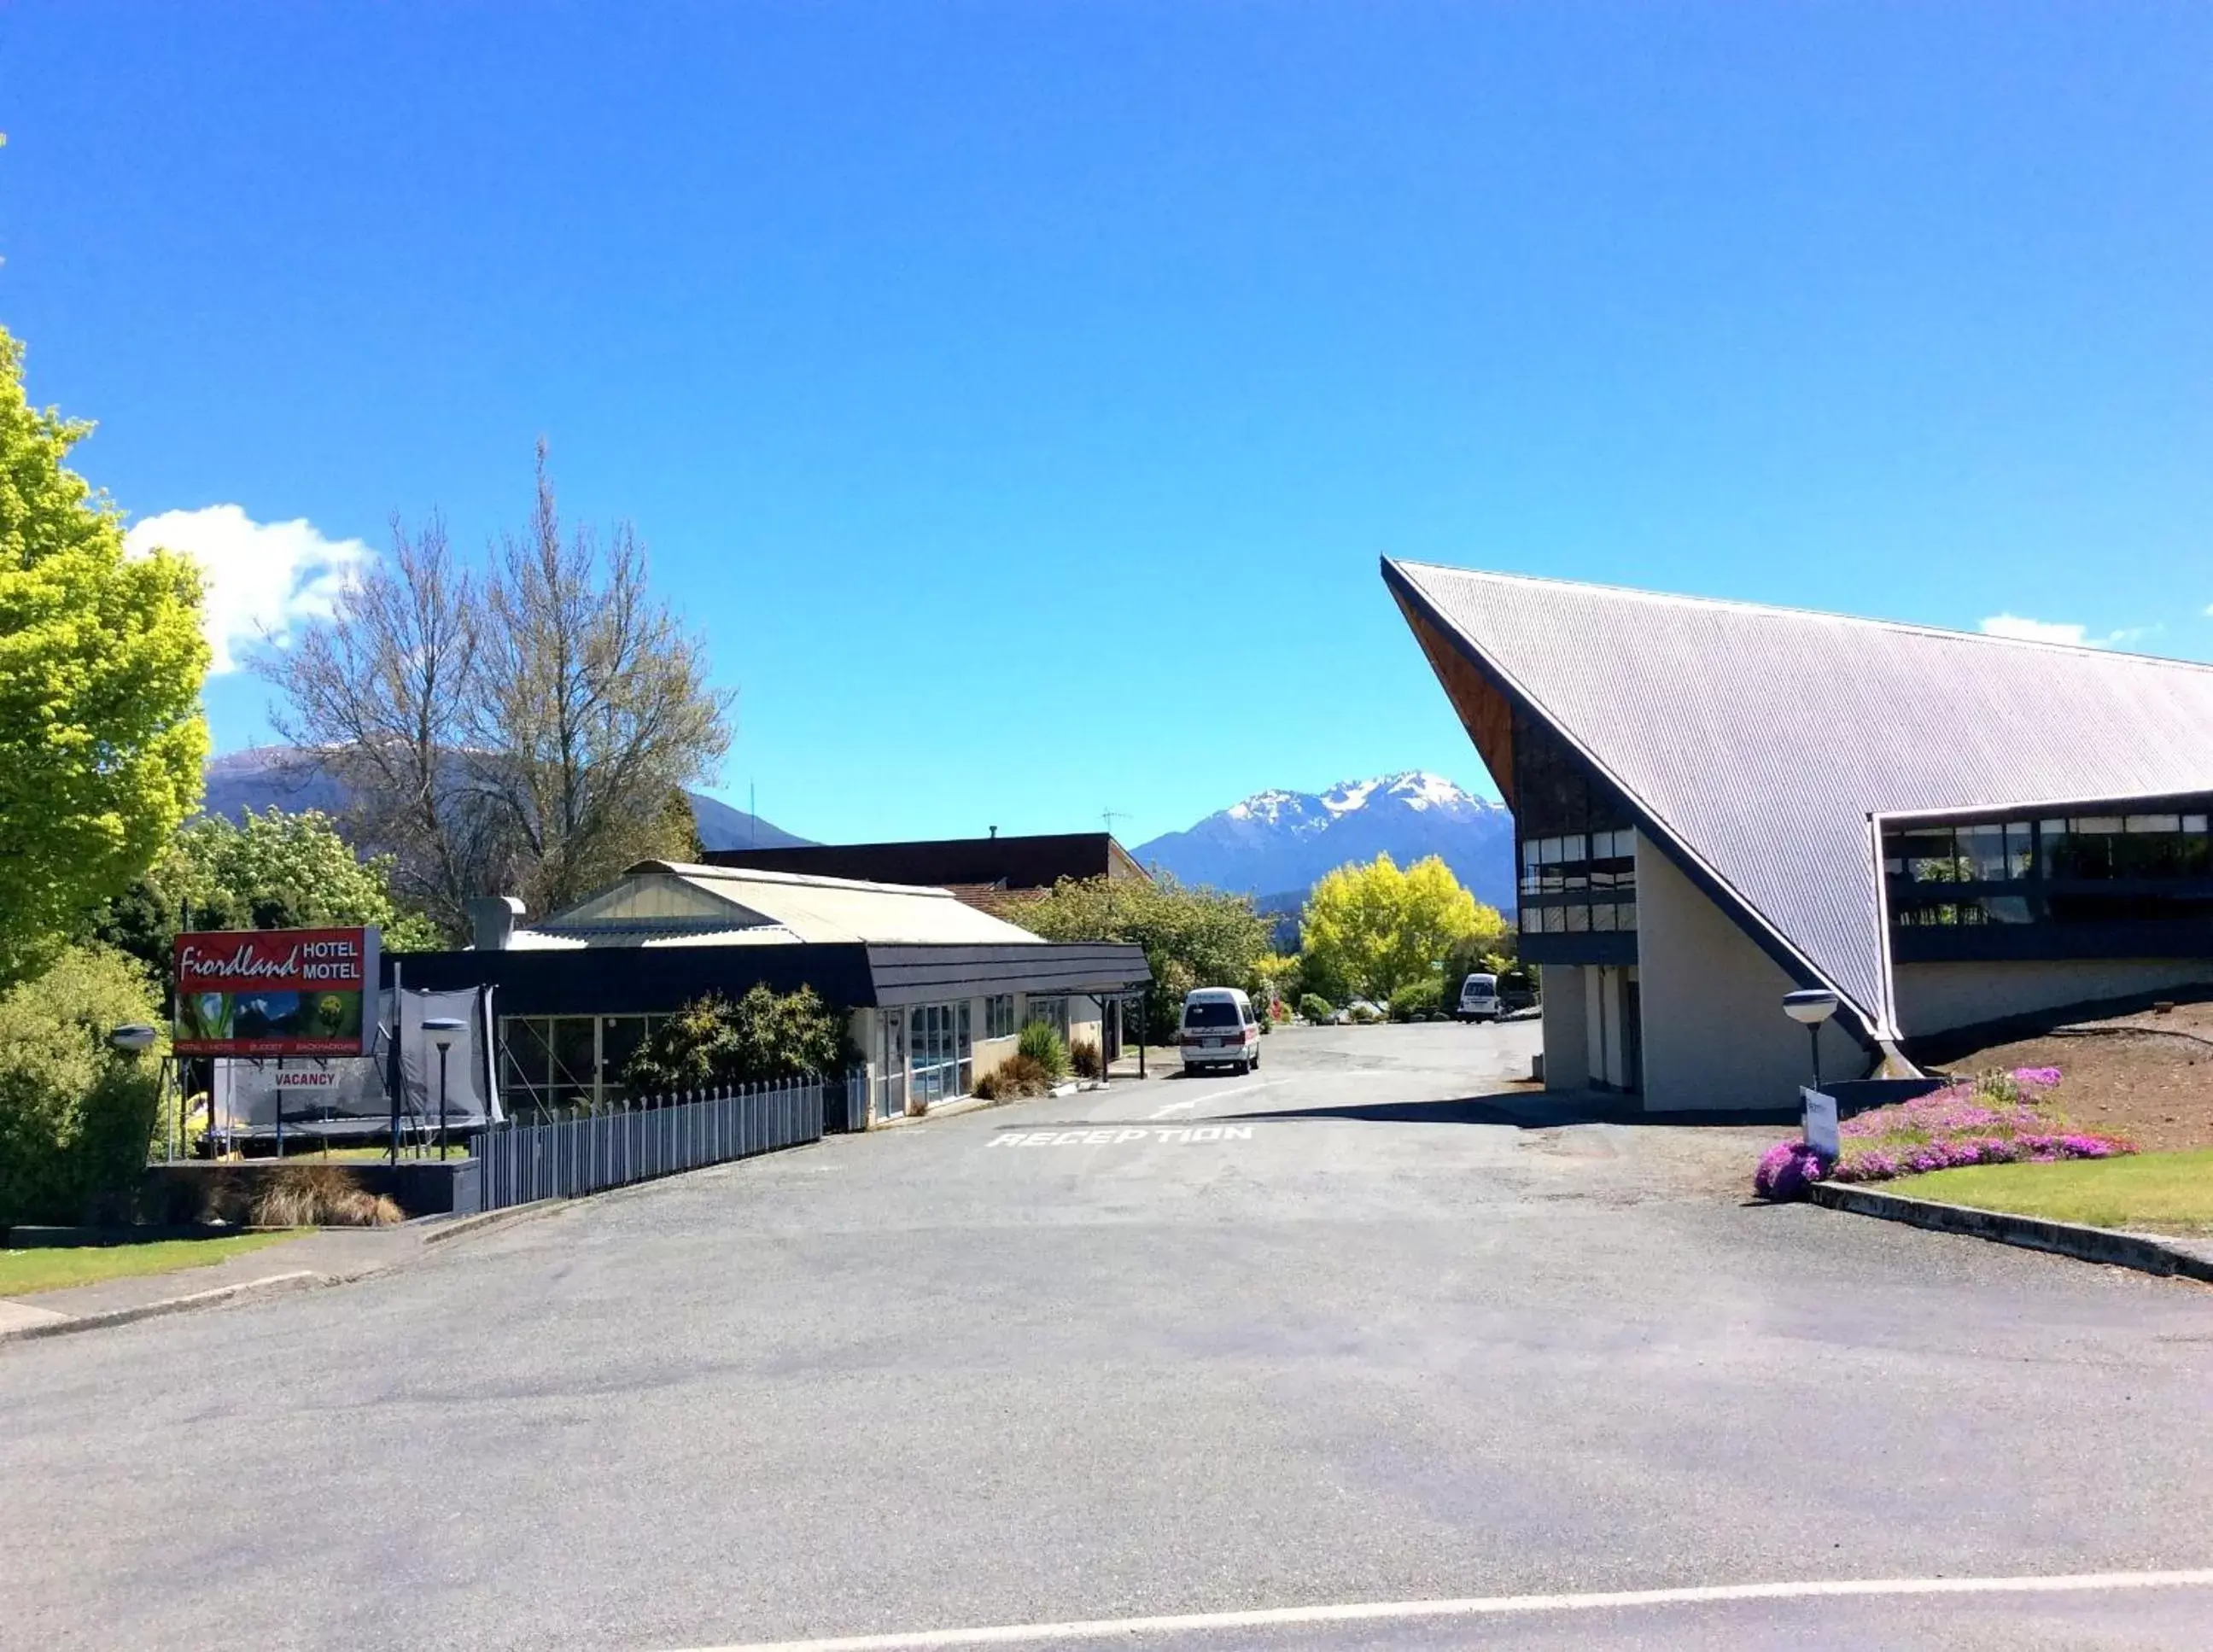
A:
[{"xmin": 990, "ymin": 1126, "xmax": 1255, "ymax": 1148}]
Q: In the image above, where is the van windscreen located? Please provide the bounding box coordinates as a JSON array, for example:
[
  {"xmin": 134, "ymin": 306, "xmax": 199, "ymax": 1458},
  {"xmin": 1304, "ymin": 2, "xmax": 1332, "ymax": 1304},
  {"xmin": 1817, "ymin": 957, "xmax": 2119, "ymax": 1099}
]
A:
[{"xmin": 1184, "ymin": 1001, "xmax": 1241, "ymax": 1028}]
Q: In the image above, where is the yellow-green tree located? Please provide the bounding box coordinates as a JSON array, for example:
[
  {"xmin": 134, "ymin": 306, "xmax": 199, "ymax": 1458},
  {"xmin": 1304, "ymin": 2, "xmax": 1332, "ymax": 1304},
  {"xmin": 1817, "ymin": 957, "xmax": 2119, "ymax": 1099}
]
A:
[
  {"xmin": 1299, "ymin": 853, "xmax": 1507, "ymax": 1001},
  {"xmin": 0, "ymin": 326, "xmax": 207, "ymax": 984}
]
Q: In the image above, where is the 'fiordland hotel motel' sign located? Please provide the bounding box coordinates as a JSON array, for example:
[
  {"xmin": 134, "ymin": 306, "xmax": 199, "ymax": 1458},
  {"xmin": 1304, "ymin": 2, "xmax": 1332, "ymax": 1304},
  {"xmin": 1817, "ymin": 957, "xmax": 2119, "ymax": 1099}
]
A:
[{"xmin": 172, "ymin": 926, "xmax": 382, "ymax": 1058}]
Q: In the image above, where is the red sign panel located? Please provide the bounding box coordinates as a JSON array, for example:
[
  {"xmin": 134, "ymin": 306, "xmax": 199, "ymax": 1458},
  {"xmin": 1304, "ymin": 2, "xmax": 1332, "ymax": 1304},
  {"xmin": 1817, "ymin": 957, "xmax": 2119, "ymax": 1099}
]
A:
[{"xmin": 173, "ymin": 926, "xmax": 382, "ymax": 1057}]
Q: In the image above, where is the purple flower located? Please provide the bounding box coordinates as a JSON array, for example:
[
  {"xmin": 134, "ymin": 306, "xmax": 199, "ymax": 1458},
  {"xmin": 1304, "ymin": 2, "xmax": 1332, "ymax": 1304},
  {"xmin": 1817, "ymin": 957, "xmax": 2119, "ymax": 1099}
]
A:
[{"xmin": 1755, "ymin": 1141, "xmax": 1831, "ymax": 1200}]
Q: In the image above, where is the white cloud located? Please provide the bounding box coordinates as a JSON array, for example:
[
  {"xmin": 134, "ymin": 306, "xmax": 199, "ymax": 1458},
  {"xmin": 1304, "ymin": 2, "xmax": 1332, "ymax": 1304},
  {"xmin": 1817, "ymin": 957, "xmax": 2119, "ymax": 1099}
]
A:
[
  {"xmin": 123, "ymin": 505, "xmax": 369, "ymax": 674},
  {"xmin": 1978, "ymin": 613, "xmax": 2106, "ymax": 649}
]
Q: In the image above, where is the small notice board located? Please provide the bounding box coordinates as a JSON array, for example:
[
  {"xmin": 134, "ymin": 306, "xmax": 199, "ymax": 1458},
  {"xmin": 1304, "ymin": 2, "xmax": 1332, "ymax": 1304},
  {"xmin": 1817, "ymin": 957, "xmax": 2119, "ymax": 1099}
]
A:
[{"xmin": 1801, "ymin": 1087, "xmax": 1840, "ymax": 1159}]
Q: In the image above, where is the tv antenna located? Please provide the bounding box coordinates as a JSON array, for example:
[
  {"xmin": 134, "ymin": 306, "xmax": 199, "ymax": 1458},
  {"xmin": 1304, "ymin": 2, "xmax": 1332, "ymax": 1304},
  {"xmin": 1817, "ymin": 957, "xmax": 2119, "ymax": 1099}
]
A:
[{"xmin": 1101, "ymin": 808, "xmax": 1129, "ymax": 836}]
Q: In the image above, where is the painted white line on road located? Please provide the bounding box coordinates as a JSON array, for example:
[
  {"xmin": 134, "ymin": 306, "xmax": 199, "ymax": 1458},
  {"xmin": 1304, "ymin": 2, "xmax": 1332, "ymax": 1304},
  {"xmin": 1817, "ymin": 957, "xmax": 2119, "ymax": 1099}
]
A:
[
  {"xmin": 674, "ymin": 1570, "xmax": 2213, "ymax": 1652},
  {"xmin": 1147, "ymin": 1099, "xmax": 1194, "ymax": 1119}
]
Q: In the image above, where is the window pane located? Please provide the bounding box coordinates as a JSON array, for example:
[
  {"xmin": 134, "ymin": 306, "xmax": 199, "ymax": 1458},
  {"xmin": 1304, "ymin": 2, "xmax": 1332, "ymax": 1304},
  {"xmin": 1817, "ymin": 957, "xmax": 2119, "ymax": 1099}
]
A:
[
  {"xmin": 1565, "ymin": 903, "xmax": 1590, "ymax": 932},
  {"xmin": 551, "ymin": 1018, "xmax": 596, "ymax": 1089},
  {"xmin": 2074, "ymin": 816, "xmax": 2123, "ymax": 833},
  {"xmin": 2186, "ymin": 814, "xmax": 2209, "ymax": 833},
  {"xmin": 2126, "ymin": 814, "xmax": 2181, "ymax": 834},
  {"xmin": 1541, "ymin": 906, "xmax": 1564, "ymax": 934},
  {"xmin": 1590, "ymin": 902, "xmax": 1616, "ymax": 932},
  {"xmin": 1618, "ymin": 902, "xmax": 1637, "ymax": 931}
]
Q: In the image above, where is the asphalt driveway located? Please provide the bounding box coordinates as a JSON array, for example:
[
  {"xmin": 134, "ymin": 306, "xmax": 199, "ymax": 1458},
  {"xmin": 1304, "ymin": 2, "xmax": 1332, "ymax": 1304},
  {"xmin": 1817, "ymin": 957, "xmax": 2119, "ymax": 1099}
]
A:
[{"xmin": 4, "ymin": 1023, "xmax": 2210, "ymax": 1650}]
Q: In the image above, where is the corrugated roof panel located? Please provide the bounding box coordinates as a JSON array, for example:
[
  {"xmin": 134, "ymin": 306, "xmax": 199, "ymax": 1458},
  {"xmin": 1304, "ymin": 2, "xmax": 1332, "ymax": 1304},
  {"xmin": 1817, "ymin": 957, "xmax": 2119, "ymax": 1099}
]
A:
[{"xmin": 1388, "ymin": 561, "xmax": 2213, "ymax": 1027}]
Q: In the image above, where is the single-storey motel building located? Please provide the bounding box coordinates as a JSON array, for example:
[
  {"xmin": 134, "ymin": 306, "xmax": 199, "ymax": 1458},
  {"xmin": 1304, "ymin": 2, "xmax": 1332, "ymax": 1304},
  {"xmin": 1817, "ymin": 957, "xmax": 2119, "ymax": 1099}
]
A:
[
  {"xmin": 1386, "ymin": 559, "xmax": 2213, "ymax": 1111},
  {"xmin": 396, "ymin": 862, "xmax": 1151, "ymax": 1126}
]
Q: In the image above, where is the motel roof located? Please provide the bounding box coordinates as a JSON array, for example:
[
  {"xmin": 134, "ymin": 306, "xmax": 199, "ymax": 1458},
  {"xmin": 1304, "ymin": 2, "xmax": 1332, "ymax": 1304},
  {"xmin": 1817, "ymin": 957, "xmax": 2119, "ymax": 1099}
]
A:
[
  {"xmin": 508, "ymin": 862, "xmax": 1050, "ymax": 949},
  {"xmin": 1384, "ymin": 559, "xmax": 2213, "ymax": 1037}
]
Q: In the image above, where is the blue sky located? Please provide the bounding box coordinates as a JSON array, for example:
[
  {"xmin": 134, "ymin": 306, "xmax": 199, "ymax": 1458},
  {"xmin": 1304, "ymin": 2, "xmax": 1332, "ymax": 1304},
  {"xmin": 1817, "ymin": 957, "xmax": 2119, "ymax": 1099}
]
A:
[{"xmin": 3, "ymin": 3, "xmax": 2208, "ymax": 845}]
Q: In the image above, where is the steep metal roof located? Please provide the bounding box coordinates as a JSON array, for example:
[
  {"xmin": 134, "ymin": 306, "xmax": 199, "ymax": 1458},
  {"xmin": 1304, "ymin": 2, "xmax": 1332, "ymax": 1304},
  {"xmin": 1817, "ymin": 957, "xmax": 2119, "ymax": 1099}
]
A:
[{"xmin": 1386, "ymin": 560, "xmax": 2213, "ymax": 1034}]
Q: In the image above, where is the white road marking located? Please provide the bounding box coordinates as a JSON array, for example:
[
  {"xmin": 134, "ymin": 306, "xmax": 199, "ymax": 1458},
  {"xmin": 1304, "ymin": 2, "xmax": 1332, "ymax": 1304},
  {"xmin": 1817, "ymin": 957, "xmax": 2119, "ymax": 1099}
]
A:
[
  {"xmin": 672, "ymin": 1570, "xmax": 2213, "ymax": 1652},
  {"xmin": 1147, "ymin": 1099, "xmax": 1194, "ymax": 1118},
  {"xmin": 989, "ymin": 1125, "xmax": 1253, "ymax": 1147}
]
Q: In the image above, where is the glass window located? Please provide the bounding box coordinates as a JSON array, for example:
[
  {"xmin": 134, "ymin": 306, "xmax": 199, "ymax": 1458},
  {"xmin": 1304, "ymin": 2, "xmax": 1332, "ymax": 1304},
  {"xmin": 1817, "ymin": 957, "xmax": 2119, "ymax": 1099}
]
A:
[
  {"xmin": 2186, "ymin": 814, "xmax": 2209, "ymax": 833},
  {"xmin": 2074, "ymin": 816, "xmax": 2123, "ymax": 834},
  {"xmin": 1565, "ymin": 903, "xmax": 1590, "ymax": 932},
  {"xmin": 2126, "ymin": 814, "xmax": 2181, "ymax": 834},
  {"xmin": 2006, "ymin": 820, "xmax": 2035, "ymax": 879},
  {"xmin": 1959, "ymin": 825, "xmax": 2008, "ymax": 883},
  {"xmin": 1543, "ymin": 905, "xmax": 1566, "ymax": 934},
  {"xmin": 1618, "ymin": 902, "xmax": 1637, "ymax": 931},
  {"xmin": 1521, "ymin": 839, "xmax": 1540, "ymax": 868},
  {"xmin": 1184, "ymin": 1001, "xmax": 1241, "ymax": 1028},
  {"xmin": 1590, "ymin": 902, "xmax": 1616, "ymax": 932}
]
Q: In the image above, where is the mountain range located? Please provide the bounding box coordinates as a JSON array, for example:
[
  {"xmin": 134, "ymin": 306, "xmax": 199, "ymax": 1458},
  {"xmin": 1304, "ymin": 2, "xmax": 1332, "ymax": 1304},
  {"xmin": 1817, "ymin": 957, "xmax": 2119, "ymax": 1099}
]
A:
[
  {"xmin": 1133, "ymin": 772, "xmax": 1518, "ymax": 914},
  {"xmin": 200, "ymin": 747, "xmax": 811, "ymax": 853}
]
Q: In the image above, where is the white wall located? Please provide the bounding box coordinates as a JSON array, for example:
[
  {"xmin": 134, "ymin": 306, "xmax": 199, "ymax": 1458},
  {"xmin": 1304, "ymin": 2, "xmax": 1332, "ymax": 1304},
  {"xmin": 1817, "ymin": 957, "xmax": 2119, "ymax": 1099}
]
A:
[
  {"xmin": 1540, "ymin": 963, "xmax": 1589, "ymax": 1090},
  {"xmin": 1895, "ymin": 959, "xmax": 2213, "ymax": 1037},
  {"xmin": 1636, "ymin": 833, "xmax": 1865, "ymax": 1110},
  {"xmin": 1584, "ymin": 965, "xmax": 1634, "ymax": 1089}
]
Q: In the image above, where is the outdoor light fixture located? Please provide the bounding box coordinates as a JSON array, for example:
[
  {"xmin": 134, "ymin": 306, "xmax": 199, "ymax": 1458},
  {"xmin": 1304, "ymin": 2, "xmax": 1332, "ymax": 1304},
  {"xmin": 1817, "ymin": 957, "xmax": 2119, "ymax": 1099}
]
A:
[
  {"xmin": 1782, "ymin": 988, "xmax": 1838, "ymax": 1090},
  {"xmin": 109, "ymin": 1023, "xmax": 159, "ymax": 1054},
  {"xmin": 423, "ymin": 1016, "xmax": 465, "ymax": 1161}
]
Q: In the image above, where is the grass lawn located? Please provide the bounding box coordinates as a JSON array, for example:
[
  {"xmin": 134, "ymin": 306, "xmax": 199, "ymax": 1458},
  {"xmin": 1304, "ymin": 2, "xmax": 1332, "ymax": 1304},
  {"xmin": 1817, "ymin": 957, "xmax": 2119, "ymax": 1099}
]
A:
[
  {"xmin": 0, "ymin": 1231, "xmax": 308, "ymax": 1298},
  {"xmin": 1900, "ymin": 1148, "xmax": 2213, "ymax": 1236}
]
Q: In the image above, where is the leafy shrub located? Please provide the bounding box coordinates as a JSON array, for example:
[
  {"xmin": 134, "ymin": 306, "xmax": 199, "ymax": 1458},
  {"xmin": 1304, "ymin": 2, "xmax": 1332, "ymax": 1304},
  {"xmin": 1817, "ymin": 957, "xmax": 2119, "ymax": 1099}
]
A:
[
  {"xmin": 1298, "ymin": 994, "xmax": 1334, "ymax": 1024},
  {"xmin": 1070, "ymin": 1037, "xmax": 1103, "ymax": 1080},
  {"xmin": 0, "ymin": 944, "xmax": 166, "ymax": 1227},
  {"xmin": 1348, "ymin": 1001, "xmax": 1381, "ymax": 1024},
  {"xmin": 250, "ymin": 1164, "xmax": 401, "ymax": 1227},
  {"xmin": 623, "ymin": 984, "xmax": 855, "ymax": 1097},
  {"xmin": 1017, "ymin": 1021, "xmax": 1071, "ymax": 1081},
  {"xmin": 975, "ymin": 1052, "xmax": 1054, "ymax": 1100},
  {"xmin": 1387, "ymin": 977, "xmax": 1445, "ymax": 1022}
]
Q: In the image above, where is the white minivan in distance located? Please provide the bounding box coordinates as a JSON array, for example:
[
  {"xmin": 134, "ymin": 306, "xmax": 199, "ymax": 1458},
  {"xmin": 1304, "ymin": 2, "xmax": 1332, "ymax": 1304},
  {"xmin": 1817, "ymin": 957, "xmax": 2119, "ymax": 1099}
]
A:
[
  {"xmin": 1456, "ymin": 972, "xmax": 1500, "ymax": 1023},
  {"xmin": 1180, "ymin": 988, "xmax": 1261, "ymax": 1074}
]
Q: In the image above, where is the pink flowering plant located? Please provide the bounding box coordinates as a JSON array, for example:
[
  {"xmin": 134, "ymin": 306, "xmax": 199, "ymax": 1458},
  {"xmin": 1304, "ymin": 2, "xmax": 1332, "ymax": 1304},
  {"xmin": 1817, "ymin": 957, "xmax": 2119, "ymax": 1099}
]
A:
[{"xmin": 1753, "ymin": 1067, "xmax": 2133, "ymax": 1199}]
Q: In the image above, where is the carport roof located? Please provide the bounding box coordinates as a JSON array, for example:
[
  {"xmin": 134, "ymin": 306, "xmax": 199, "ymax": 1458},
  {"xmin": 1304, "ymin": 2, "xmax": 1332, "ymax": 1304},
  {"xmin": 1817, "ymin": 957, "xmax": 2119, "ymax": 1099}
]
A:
[{"xmin": 1384, "ymin": 559, "xmax": 2213, "ymax": 1036}]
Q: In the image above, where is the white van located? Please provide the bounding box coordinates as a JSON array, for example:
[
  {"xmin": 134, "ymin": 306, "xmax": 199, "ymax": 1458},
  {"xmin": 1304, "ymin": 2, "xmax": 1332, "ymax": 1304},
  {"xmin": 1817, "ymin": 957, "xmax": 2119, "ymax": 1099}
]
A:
[
  {"xmin": 1180, "ymin": 988, "xmax": 1261, "ymax": 1075},
  {"xmin": 1456, "ymin": 973, "xmax": 1500, "ymax": 1023}
]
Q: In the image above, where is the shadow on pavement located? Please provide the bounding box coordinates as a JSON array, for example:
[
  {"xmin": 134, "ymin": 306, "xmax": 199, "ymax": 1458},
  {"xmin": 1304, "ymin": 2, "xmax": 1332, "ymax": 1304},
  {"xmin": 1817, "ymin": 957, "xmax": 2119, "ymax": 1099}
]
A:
[{"xmin": 1220, "ymin": 1095, "xmax": 1801, "ymax": 1130}]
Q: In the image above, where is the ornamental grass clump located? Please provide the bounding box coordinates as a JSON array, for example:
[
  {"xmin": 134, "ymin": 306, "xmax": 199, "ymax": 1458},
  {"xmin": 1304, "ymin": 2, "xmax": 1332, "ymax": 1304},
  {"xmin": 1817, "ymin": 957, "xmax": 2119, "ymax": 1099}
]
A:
[{"xmin": 1752, "ymin": 1066, "xmax": 2133, "ymax": 1200}]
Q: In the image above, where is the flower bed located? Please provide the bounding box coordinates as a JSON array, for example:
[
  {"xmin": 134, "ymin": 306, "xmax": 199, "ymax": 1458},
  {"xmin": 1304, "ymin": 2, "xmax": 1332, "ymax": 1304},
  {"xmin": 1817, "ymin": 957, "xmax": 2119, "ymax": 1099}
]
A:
[{"xmin": 1752, "ymin": 1067, "xmax": 2135, "ymax": 1200}]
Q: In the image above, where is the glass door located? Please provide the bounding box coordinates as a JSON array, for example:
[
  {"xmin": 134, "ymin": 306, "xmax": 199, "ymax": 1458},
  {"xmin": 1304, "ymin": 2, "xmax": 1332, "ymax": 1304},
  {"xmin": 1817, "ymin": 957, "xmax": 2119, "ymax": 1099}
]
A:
[{"xmin": 879, "ymin": 1009, "xmax": 907, "ymax": 1119}]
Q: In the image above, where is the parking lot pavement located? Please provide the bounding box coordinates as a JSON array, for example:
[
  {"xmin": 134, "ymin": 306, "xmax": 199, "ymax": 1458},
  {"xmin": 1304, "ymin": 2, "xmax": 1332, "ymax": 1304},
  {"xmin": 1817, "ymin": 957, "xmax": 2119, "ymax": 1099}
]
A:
[{"xmin": 3, "ymin": 1024, "xmax": 2210, "ymax": 1652}]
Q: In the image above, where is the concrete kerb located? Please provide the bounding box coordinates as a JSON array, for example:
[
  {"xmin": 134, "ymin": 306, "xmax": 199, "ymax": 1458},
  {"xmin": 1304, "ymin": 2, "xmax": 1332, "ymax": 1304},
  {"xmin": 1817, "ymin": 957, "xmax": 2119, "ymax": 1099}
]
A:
[
  {"xmin": 0, "ymin": 1269, "xmax": 330, "ymax": 1348},
  {"xmin": 417, "ymin": 1199, "xmax": 571, "ymax": 1246},
  {"xmin": 1810, "ymin": 1182, "xmax": 2213, "ymax": 1285}
]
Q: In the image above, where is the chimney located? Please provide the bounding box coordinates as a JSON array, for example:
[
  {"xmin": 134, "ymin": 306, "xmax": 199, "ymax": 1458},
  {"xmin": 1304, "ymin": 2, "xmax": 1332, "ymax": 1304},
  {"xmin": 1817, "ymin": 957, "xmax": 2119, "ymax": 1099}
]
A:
[
  {"xmin": 988, "ymin": 825, "xmax": 998, "ymax": 839},
  {"xmin": 467, "ymin": 895, "xmax": 527, "ymax": 951}
]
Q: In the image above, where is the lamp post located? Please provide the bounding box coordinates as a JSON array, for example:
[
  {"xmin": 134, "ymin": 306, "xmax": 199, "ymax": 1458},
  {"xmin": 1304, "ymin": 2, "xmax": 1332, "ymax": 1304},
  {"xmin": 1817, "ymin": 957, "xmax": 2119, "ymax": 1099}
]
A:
[
  {"xmin": 1782, "ymin": 989, "xmax": 1838, "ymax": 1091},
  {"xmin": 109, "ymin": 1024, "xmax": 163, "ymax": 1159},
  {"xmin": 423, "ymin": 1017, "xmax": 464, "ymax": 1159}
]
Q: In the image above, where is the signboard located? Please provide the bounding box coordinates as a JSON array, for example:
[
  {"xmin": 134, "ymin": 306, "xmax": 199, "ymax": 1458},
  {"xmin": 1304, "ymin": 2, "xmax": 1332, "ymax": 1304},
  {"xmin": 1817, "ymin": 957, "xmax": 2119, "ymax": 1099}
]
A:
[
  {"xmin": 1801, "ymin": 1086, "xmax": 1841, "ymax": 1159},
  {"xmin": 173, "ymin": 926, "xmax": 381, "ymax": 1057}
]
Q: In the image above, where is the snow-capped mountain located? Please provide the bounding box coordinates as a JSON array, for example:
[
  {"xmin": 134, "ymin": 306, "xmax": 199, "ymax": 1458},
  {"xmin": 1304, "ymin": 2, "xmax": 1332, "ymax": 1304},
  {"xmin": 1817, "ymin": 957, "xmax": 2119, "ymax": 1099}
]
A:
[{"xmin": 1134, "ymin": 772, "xmax": 1517, "ymax": 913}]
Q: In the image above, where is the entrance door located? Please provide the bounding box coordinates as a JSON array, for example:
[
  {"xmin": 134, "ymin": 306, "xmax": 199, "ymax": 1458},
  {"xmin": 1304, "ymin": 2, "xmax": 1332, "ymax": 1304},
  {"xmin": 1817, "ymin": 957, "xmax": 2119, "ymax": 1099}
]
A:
[{"xmin": 879, "ymin": 1010, "xmax": 907, "ymax": 1120}]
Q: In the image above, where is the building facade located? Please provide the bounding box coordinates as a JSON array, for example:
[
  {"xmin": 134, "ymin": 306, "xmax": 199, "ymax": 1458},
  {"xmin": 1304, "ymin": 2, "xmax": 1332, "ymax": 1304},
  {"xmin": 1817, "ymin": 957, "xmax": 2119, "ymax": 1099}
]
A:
[
  {"xmin": 393, "ymin": 862, "xmax": 1151, "ymax": 1125},
  {"xmin": 1387, "ymin": 559, "xmax": 2213, "ymax": 1110}
]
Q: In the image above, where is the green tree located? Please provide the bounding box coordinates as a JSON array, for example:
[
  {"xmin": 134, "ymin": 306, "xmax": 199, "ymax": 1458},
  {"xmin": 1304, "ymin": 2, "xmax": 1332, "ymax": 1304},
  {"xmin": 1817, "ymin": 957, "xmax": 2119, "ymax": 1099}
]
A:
[
  {"xmin": 1016, "ymin": 873, "xmax": 1273, "ymax": 1039},
  {"xmin": 89, "ymin": 807, "xmax": 443, "ymax": 992},
  {"xmin": 0, "ymin": 325, "xmax": 207, "ymax": 984},
  {"xmin": 1299, "ymin": 854, "xmax": 1508, "ymax": 1002}
]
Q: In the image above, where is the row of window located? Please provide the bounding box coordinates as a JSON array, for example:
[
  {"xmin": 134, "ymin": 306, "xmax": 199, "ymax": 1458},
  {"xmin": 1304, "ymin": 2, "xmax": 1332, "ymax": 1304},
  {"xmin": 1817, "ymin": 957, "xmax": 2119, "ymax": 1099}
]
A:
[
  {"xmin": 1886, "ymin": 814, "xmax": 2213, "ymax": 890},
  {"xmin": 1895, "ymin": 893, "xmax": 2213, "ymax": 929},
  {"xmin": 1525, "ymin": 900, "xmax": 1639, "ymax": 935},
  {"xmin": 500, "ymin": 1014, "xmax": 659, "ymax": 1118},
  {"xmin": 984, "ymin": 994, "xmax": 1018, "ymax": 1038},
  {"xmin": 1520, "ymin": 829, "xmax": 1638, "ymax": 899}
]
